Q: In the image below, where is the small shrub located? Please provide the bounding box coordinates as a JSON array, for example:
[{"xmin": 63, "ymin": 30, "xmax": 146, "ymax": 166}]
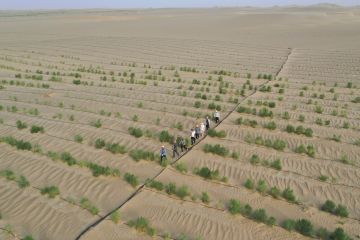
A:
[
  {"xmin": 80, "ymin": 197, "xmax": 99, "ymax": 215},
  {"xmin": 124, "ymin": 173, "xmax": 139, "ymax": 187},
  {"xmin": 319, "ymin": 175, "xmax": 328, "ymax": 182},
  {"xmin": 270, "ymin": 159, "xmax": 281, "ymax": 170},
  {"xmin": 176, "ymin": 185, "xmax": 190, "ymax": 199},
  {"xmin": 90, "ymin": 119, "xmax": 102, "ymax": 128},
  {"xmin": 159, "ymin": 130, "xmax": 174, "ymax": 144},
  {"xmin": 195, "ymin": 167, "xmax": 219, "ymax": 180},
  {"xmin": 283, "ymin": 219, "xmax": 296, "ymax": 231},
  {"xmin": 258, "ymin": 107, "xmax": 273, "ymax": 118},
  {"xmin": 127, "ymin": 217, "xmax": 156, "ymax": 236},
  {"xmin": 0, "ymin": 169, "xmax": 16, "ymax": 181},
  {"xmin": 201, "ymin": 192, "xmax": 210, "ymax": 204},
  {"xmin": 129, "ymin": 149, "xmax": 155, "ymax": 162},
  {"xmin": 264, "ymin": 121, "xmax": 276, "ymax": 130},
  {"xmin": 244, "ymin": 178, "xmax": 254, "ymax": 189},
  {"xmin": 30, "ymin": 125, "xmax": 44, "ymax": 133},
  {"xmin": 94, "ymin": 138, "xmax": 106, "ymax": 149},
  {"xmin": 17, "ymin": 175, "xmax": 30, "ymax": 188},
  {"xmin": 256, "ymin": 179, "xmax": 267, "ymax": 194},
  {"xmin": 16, "ymin": 120, "xmax": 27, "ymax": 129},
  {"xmin": 282, "ymin": 187, "xmax": 296, "ymax": 202},
  {"xmin": 335, "ymin": 205, "xmax": 349, "ymax": 218},
  {"xmin": 268, "ymin": 187, "xmax": 281, "ymax": 199},
  {"xmin": 228, "ymin": 199, "xmax": 242, "ymax": 214},
  {"xmin": 165, "ymin": 182, "xmax": 177, "ymax": 195},
  {"xmin": 295, "ymin": 219, "xmax": 314, "ymax": 236},
  {"xmin": 74, "ymin": 134, "xmax": 83, "ymax": 143},
  {"xmin": 329, "ymin": 228, "xmax": 351, "ymax": 240},
  {"xmin": 251, "ymin": 209, "xmax": 268, "ymax": 222},
  {"xmin": 40, "ymin": 186, "xmax": 60, "ymax": 198},
  {"xmin": 110, "ymin": 211, "xmax": 121, "ymax": 223},
  {"xmin": 321, "ymin": 200, "xmax": 336, "ymax": 213},
  {"xmin": 175, "ymin": 163, "xmax": 188, "ymax": 173},
  {"xmin": 128, "ymin": 127, "xmax": 143, "ymax": 138},
  {"xmin": 250, "ymin": 154, "xmax": 260, "ymax": 165},
  {"xmin": 148, "ymin": 180, "xmax": 164, "ymax": 191},
  {"xmin": 315, "ymin": 106, "xmax": 323, "ymax": 114},
  {"xmin": 60, "ymin": 152, "xmax": 77, "ymax": 166},
  {"xmin": 207, "ymin": 129, "xmax": 227, "ymax": 138},
  {"xmin": 203, "ymin": 144, "xmax": 229, "ymax": 156},
  {"xmin": 105, "ymin": 143, "xmax": 127, "ymax": 154}
]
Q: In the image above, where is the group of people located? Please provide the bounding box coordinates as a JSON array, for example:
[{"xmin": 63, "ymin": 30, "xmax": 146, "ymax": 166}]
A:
[{"xmin": 160, "ymin": 110, "xmax": 221, "ymax": 164}]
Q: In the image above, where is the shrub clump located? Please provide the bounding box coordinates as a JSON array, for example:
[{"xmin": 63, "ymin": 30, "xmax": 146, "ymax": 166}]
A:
[
  {"xmin": 1, "ymin": 136, "xmax": 32, "ymax": 151},
  {"xmin": 30, "ymin": 125, "xmax": 44, "ymax": 134},
  {"xmin": 80, "ymin": 197, "xmax": 99, "ymax": 215},
  {"xmin": 203, "ymin": 144, "xmax": 229, "ymax": 156},
  {"xmin": 16, "ymin": 120, "xmax": 27, "ymax": 129},
  {"xmin": 129, "ymin": 149, "xmax": 155, "ymax": 162},
  {"xmin": 322, "ymin": 200, "xmax": 349, "ymax": 218},
  {"xmin": 195, "ymin": 167, "xmax": 220, "ymax": 180},
  {"xmin": 128, "ymin": 127, "xmax": 143, "ymax": 138},
  {"xmin": 282, "ymin": 187, "xmax": 296, "ymax": 203},
  {"xmin": 207, "ymin": 129, "xmax": 227, "ymax": 138},
  {"xmin": 127, "ymin": 217, "xmax": 156, "ymax": 236},
  {"xmin": 159, "ymin": 130, "xmax": 174, "ymax": 144},
  {"xmin": 40, "ymin": 186, "xmax": 60, "ymax": 198},
  {"xmin": 124, "ymin": 173, "xmax": 139, "ymax": 187},
  {"xmin": 147, "ymin": 180, "xmax": 164, "ymax": 191}
]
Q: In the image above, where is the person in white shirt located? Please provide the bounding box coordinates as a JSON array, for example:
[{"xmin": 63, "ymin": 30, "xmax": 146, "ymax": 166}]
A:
[
  {"xmin": 190, "ymin": 128, "xmax": 196, "ymax": 145},
  {"xmin": 214, "ymin": 110, "xmax": 220, "ymax": 124},
  {"xmin": 200, "ymin": 122, "xmax": 206, "ymax": 137}
]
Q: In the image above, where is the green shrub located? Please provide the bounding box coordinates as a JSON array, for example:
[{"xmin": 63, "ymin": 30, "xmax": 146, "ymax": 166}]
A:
[
  {"xmin": 110, "ymin": 211, "xmax": 121, "ymax": 223},
  {"xmin": 286, "ymin": 125, "xmax": 295, "ymax": 133},
  {"xmin": 16, "ymin": 120, "xmax": 27, "ymax": 129},
  {"xmin": 128, "ymin": 127, "xmax": 143, "ymax": 138},
  {"xmin": 194, "ymin": 101, "xmax": 201, "ymax": 108},
  {"xmin": 124, "ymin": 173, "xmax": 139, "ymax": 187},
  {"xmin": 321, "ymin": 200, "xmax": 336, "ymax": 213},
  {"xmin": 80, "ymin": 197, "xmax": 99, "ymax": 215},
  {"xmin": 319, "ymin": 175, "xmax": 328, "ymax": 182},
  {"xmin": 23, "ymin": 236, "xmax": 34, "ymax": 240},
  {"xmin": 127, "ymin": 217, "xmax": 156, "ymax": 236},
  {"xmin": 352, "ymin": 97, "xmax": 360, "ymax": 103},
  {"xmin": 283, "ymin": 219, "xmax": 296, "ymax": 231},
  {"xmin": 0, "ymin": 170, "xmax": 16, "ymax": 181},
  {"xmin": 256, "ymin": 179, "xmax": 267, "ymax": 194},
  {"xmin": 74, "ymin": 134, "xmax": 83, "ymax": 143},
  {"xmin": 315, "ymin": 106, "xmax": 323, "ymax": 114},
  {"xmin": 90, "ymin": 119, "xmax": 102, "ymax": 128},
  {"xmin": 207, "ymin": 129, "xmax": 227, "ymax": 138},
  {"xmin": 269, "ymin": 187, "xmax": 281, "ymax": 199},
  {"xmin": 335, "ymin": 205, "xmax": 349, "ymax": 218},
  {"xmin": 245, "ymin": 178, "xmax": 254, "ymax": 189},
  {"xmin": 175, "ymin": 163, "xmax": 188, "ymax": 173},
  {"xmin": 250, "ymin": 154, "xmax": 260, "ymax": 165},
  {"xmin": 282, "ymin": 187, "xmax": 296, "ymax": 202},
  {"xmin": 329, "ymin": 228, "xmax": 351, "ymax": 240},
  {"xmin": 176, "ymin": 185, "xmax": 190, "ymax": 199},
  {"xmin": 264, "ymin": 121, "xmax": 276, "ymax": 130},
  {"xmin": 73, "ymin": 79, "xmax": 81, "ymax": 85},
  {"xmin": 40, "ymin": 186, "xmax": 60, "ymax": 198},
  {"xmin": 203, "ymin": 144, "xmax": 229, "ymax": 156},
  {"xmin": 30, "ymin": 125, "xmax": 44, "ymax": 133},
  {"xmin": 85, "ymin": 162, "xmax": 118, "ymax": 177},
  {"xmin": 201, "ymin": 192, "xmax": 210, "ymax": 204},
  {"xmin": 295, "ymin": 219, "xmax": 314, "ymax": 236},
  {"xmin": 148, "ymin": 180, "xmax": 164, "ymax": 191},
  {"xmin": 17, "ymin": 175, "xmax": 30, "ymax": 188},
  {"xmin": 165, "ymin": 182, "xmax": 177, "ymax": 195},
  {"xmin": 60, "ymin": 152, "xmax": 77, "ymax": 166},
  {"xmin": 195, "ymin": 167, "xmax": 219, "ymax": 180},
  {"xmin": 272, "ymin": 139, "xmax": 286, "ymax": 151},
  {"xmin": 258, "ymin": 107, "xmax": 273, "ymax": 118},
  {"xmin": 94, "ymin": 138, "xmax": 105, "ymax": 149},
  {"xmin": 159, "ymin": 130, "xmax": 174, "ymax": 144},
  {"xmin": 270, "ymin": 159, "xmax": 282, "ymax": 170},
  {"xmin": 129, "ymin": 149, "xmax": 155, "ymax": 162},
  {"xmin": 251, "ymin": 209, "xmax": 268, "ymax": 222},
  {"xmin": 105, "ymin": 143, "xmax": 127, "ymax": 154},
  {"xmin": 228, "ymin": 199, "xmax": 242, "ymax": 215}
]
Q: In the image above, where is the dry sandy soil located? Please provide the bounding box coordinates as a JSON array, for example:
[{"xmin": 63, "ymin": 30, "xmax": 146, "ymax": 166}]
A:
[{"xmin": 0, "ymin": 5, "xmax": 359, "ymax": 240}]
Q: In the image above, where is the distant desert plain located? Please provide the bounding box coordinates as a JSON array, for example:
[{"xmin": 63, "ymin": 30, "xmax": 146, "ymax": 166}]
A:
[{"xmin": 0, "ymin": 4, "xmax": 360, "ymax": 240}]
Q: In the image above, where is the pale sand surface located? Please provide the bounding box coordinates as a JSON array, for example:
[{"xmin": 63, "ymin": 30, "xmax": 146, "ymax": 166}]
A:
[{"xmin": 0, "ymin": 5, "xmax": 359, "ymax": 240}]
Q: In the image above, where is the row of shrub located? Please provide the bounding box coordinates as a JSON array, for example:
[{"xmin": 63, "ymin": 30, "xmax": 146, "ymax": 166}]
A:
[
  {"xmin": 244, "ymin": 178, "xmax": 297, "ymax": 203},
  {"xmin": 254, "ymin": 100, "xmax": 276, "ymax": 108},
  {"xmin": 40, "ymin": 186, "xmax": 60, "ymax": 198},
  {"xmin": 1, "ymin": 79, "xmax": 50, "ymax": 89},
  {"xmin": 244, "ymin": 135, "xmax": 287, "ymax": 151},
  {"xmin": 16, "ymin": 120, "xmax": 44, "ymax": 133},
  {"xmin": 128, "ymin": 127, "xmax": 143, "ymax": 138},
  {"xmin": 94, "ymin": 138, "xmax": 127, "ymax": 154},
  {"xmin": 129, "ymin": 149, "xmax": 156, "ymax": 162},
  {"xmin": 235, "ymin": 117, "xmax": 258, "ymax": 128},
  {"xmin": 321, "ymin": 200, "xmax": 349, "ymax": 218},
  {"xmin": 285, "ymin": 125, "xmax": 313, "ymax": 137},
  {"xmin": 1, "ymin": 136, "xmax": 32, "ymax": 151},
  {"xmin": 127, "ymin": 217, "xmax": 156, "ymax": 237},
  {"xmin": 80, "ymin": 197, "xmax": 99, "ymax": 215},
  {"xmin": 249, "ymin": 155, "xmax": 282, "ymax": 170},
  {"xmin": 0, "ymin": 169, "xmax": 30, "ymax": 188},
  {"xmin": 228, "ymin": 199, "xmax": 276, "ymax": 225},
  {"xmin": 237, "ymin": 106, "xmax": 273, "ymax": 118}
]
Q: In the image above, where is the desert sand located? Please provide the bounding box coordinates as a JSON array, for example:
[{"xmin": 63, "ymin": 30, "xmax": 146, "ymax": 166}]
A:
[{"xmin": 0, "ymin": 5, "xmax": 359, "ymax": 240}]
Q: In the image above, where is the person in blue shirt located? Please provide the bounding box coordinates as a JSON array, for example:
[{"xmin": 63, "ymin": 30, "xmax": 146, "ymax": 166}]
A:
[{"xmin": 160, "ymin": 145, "xmax": 167, "ymax": 164}]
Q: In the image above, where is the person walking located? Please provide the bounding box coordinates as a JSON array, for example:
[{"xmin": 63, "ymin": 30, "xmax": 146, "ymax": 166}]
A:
[
  {"xmin": 214, "ymin": 110, "xmax": 220, "ymax": 124},
  {"xmin": 195, "ymin": 125, "xmax": 200, "ymax": 139},
  {"xmin": 205, "ymin": 116, "xmax": 211, "ymax": 131},
  {"xmin": 179, "ymin": 137, "xmax": 187, "ymax": 152},
  {"xmin": 190, "ymin": 128, "xmax": 196, "ymax": 145},
  {"xmin": 160, "ymin": 145, "xmax": 167, "ymax": 164},
  {"xmin": 172, "ymin": 140, "xmax": 179, "ymax": 158},
  {"xmin": 200, "ymin": 122, "xmax": 206, "ymax": 137}
]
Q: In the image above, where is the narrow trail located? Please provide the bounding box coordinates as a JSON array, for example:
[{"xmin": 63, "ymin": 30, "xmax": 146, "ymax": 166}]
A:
[{"xmin": 74, "ymin": 48, "xmax": 293, "ymax": 240}]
